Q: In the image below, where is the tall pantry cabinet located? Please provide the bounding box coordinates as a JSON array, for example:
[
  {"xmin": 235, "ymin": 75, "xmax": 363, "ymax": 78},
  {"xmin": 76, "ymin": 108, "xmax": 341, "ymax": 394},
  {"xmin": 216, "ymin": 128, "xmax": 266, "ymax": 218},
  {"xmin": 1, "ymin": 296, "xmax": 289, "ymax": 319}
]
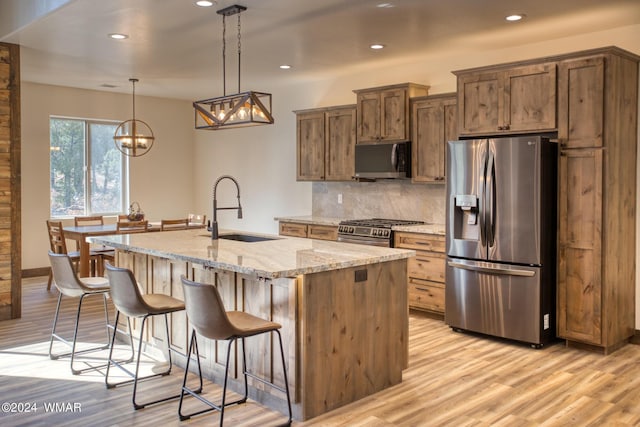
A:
[{"xmin": 556, "ymin": 49, "xmax": 639, "ymax": 354}]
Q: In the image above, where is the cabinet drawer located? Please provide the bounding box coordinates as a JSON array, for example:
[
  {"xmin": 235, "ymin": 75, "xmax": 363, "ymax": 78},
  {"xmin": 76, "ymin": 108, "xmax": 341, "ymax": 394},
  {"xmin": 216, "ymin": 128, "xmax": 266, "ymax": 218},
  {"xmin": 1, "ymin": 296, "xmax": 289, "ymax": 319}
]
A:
[
  {"xmin": 279, "ymin": 222, "xmax": 308, "ymax": 238},
  {"xmin": 308, "ymin": 224, "xmax": 338, "ymax": 241},
  {"xmin": 409, "ymin": 278, "xmax": 445, "ymax": 313},
  {"xmin": 408, "ymin": 252, "xmax": 445, "ymax": 282},
  {"xmin": 395, "ymin": 232, "xmax": 445, "ymax": 252}
]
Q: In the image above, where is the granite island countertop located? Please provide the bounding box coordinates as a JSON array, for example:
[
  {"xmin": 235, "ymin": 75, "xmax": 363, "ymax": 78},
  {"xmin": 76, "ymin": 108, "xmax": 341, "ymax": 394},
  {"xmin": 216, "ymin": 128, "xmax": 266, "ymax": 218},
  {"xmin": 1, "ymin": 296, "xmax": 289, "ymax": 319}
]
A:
[{"xmin": 90, "ymin": 228, "xmax": 415, "ymax": 279}]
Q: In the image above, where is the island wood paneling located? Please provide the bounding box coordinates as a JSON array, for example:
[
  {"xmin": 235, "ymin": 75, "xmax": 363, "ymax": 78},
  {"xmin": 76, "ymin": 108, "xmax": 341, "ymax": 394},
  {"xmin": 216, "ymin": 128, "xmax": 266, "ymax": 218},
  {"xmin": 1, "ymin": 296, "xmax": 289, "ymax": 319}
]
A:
[
  {"xmin": 299, "ymin": 259, "xmax": 408, "ymax": 419},
  {"xmin": 0, "ymin": 42, "xmax": 20, "ymax": 320}
]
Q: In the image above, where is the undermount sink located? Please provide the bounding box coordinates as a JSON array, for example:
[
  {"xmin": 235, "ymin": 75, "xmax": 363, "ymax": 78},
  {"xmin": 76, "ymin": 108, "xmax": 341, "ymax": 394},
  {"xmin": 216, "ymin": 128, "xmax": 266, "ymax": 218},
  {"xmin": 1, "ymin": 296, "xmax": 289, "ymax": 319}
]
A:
[{"xmin": 218, "ymin": 233, "xmax": 279, "ymax": 242}]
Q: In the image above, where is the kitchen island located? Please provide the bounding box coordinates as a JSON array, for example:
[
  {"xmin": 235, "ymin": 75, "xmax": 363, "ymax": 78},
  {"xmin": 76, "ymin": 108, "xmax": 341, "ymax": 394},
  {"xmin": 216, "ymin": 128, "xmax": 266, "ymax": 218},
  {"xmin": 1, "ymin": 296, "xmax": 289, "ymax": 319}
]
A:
[{"xmin": 90, "ymin": 229, "xmax": 414, "ymax": 421}]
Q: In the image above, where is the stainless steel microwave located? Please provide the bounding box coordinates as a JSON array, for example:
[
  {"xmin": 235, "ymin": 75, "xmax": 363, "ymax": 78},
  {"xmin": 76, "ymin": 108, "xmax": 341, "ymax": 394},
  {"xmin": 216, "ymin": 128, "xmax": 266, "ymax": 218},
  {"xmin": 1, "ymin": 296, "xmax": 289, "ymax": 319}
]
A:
[{"xmin": 354, "ymin": 141, "xmax": 411, "ymax": 179}]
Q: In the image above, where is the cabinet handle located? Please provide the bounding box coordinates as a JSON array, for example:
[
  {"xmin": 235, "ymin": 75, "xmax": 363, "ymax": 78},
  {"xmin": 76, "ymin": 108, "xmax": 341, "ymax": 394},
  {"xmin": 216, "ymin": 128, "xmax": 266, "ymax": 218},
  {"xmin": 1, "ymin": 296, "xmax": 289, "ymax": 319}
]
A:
[{"xmin": 504, "ymin": 124, "xmax": 510, "ymax": 130}]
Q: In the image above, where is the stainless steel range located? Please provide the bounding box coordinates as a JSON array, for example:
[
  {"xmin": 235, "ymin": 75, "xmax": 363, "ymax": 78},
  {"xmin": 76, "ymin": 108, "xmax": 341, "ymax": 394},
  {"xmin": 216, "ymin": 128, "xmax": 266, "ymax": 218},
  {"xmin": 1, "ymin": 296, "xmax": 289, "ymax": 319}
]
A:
[{"xmin": 337, "ymin": 218, "xmax": 425, "ymax": 247}]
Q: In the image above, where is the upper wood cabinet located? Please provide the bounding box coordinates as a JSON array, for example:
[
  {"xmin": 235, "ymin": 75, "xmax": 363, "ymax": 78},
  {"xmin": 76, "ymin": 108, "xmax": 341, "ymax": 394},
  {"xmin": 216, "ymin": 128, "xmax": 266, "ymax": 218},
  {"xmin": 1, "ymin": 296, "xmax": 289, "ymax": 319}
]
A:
[
  {"xmin": 296, "ymin": 110, "xmax": 325, "ymax": 180},
  {"xmin": 295, "ymin": 105, "xmax": 356, "ymax": 181},
  {"xmin": 411, "ymin": 93, "xmax": 457, "ymax": 183},
  {"xmin": 455, "ymin": 63, "xmax": 557, "ymax": 136},
  {"xmin": 354, "ymin": 83, "xmax": 429, "ymax": 144}
]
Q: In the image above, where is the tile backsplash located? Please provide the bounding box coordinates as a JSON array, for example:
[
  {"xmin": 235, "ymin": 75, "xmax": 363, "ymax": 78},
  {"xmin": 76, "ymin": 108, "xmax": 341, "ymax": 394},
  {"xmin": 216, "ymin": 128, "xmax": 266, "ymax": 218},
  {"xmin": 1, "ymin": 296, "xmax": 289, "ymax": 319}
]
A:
[{"xmin": 312, "ymin": 181, "xmax": 446, "ymax": 224}]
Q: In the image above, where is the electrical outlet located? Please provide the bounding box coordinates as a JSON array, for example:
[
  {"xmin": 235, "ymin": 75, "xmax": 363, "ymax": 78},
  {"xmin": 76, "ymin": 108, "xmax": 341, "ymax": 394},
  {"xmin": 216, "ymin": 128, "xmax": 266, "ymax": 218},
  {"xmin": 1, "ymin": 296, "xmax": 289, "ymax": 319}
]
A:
[
  {"xmin": 338, "ymin": 193, "xmax": 343, "ymax": 204},
  {"xmin": 544, "ymin": 313, "xmax": 549, "ymax": 330}
]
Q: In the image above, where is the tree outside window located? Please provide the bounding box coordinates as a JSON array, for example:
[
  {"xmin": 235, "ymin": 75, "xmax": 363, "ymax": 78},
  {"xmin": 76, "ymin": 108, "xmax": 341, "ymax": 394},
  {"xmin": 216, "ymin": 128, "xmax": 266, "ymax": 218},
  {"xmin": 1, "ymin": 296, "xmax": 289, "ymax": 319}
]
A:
[{"xmin": 50, "ymin": 117, "xmax": 127, "ymax": 217}]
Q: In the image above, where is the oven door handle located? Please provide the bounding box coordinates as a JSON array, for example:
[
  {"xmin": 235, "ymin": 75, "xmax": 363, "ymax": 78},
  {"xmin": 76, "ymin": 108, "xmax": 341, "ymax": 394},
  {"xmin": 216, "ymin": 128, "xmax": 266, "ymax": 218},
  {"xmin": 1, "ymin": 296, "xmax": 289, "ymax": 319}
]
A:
[{"xmin": 337, "ymin": 235, "xmax": 390, "ymax": 247}]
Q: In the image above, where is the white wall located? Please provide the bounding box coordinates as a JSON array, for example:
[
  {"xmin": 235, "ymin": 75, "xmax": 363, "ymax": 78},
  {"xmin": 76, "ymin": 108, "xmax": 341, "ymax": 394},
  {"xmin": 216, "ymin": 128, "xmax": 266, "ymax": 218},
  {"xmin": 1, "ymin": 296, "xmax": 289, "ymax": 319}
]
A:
[
  {"xmin": 21, "ymin": 24, "xmax": 640, "ymax": 325},
  {"xmin": 21, "ymin": 82, "xmax": 194, "ymax": 269}
]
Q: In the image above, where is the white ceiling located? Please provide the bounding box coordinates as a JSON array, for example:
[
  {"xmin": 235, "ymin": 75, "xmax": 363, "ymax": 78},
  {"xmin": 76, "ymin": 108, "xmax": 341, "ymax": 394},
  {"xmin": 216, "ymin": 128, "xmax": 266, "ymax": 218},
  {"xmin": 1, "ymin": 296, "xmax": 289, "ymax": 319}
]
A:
[{"xmin": 2, "ymin": 0, "xmax": 639, "ymax": 100}]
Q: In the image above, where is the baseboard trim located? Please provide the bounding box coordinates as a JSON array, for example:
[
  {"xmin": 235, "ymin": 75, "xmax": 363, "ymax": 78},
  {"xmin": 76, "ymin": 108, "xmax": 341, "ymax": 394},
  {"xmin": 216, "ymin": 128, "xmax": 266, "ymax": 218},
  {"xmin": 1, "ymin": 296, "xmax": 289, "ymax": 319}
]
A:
[{"xmin": 22, "ymin": 267, "xmax": 50, "ymax": 278}]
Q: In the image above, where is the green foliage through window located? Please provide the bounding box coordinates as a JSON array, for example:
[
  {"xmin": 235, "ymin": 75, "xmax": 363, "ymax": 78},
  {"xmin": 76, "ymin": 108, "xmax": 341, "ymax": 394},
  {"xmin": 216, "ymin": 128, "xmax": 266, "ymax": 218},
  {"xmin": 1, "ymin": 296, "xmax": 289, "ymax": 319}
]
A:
[{"xmin": 50, "ymin": 118, "xmax": 127, "ymax": 217}]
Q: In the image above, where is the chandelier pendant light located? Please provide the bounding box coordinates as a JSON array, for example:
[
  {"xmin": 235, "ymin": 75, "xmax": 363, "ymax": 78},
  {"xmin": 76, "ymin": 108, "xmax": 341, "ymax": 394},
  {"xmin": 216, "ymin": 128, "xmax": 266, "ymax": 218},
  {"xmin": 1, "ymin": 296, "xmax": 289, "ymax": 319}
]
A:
[
  {"xmin": 193, "ymin": 4, "xmax": 274, "ymax": 130},
  {"xmin": 114, "ymin": 78, "xmax": 155, "ymax": 157}
]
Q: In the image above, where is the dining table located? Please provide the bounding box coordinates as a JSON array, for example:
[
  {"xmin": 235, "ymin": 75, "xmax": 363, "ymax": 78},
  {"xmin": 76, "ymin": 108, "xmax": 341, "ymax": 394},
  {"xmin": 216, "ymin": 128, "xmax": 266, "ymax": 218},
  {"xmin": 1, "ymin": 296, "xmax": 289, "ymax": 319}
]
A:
[{"xmin": 63, "ymin": 222, "xmax": 206, "ymax": 277}]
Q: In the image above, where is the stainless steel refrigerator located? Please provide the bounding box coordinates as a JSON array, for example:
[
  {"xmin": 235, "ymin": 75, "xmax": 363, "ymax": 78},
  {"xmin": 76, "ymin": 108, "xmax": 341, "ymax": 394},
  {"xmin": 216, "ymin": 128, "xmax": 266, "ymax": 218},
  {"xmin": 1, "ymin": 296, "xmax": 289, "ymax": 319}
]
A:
[{"xmin": 445, "ymin": 135, "xmax": 557, "ymax": 347}]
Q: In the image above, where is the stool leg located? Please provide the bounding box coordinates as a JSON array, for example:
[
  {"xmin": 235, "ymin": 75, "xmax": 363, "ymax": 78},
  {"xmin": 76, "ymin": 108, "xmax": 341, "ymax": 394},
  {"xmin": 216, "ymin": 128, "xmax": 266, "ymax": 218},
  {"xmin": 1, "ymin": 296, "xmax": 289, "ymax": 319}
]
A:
[
  {"xmin": 275, "ymin": 329, "xmax": 293, "ymax": 425},
  {"xmin": 219, "ymin": 338, "xmax": 235, "ymax": 427},
  {"xmin": 49, "ymin": 292, "xmax": 111, "ymax": 375},
  {"xmin": 48, "ymin": 293, "xmax": 64, "ymax": 359},
  {"xmin": 105, "ymin": 313, "xmax": 136, "ymax": 389},
  {"xmin": 178, "ymin": 329, "xmax": 206, "ymax": 421}
]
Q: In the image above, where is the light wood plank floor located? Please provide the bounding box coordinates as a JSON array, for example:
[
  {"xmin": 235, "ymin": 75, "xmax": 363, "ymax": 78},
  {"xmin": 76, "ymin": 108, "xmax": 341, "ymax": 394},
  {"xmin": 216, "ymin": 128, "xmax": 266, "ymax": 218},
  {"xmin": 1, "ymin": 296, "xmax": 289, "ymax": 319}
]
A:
[{"xmin": 2, "ymin": 277, "xmax": 640, "ymax": 426}]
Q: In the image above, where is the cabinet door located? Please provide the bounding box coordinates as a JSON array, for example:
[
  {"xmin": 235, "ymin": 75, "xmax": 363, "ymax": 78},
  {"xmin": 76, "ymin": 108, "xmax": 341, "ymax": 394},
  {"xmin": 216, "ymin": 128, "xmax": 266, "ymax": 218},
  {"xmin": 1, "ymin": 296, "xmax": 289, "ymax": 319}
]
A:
[
  {"xmin": 296, "ymin": 111, "xmax": 325, "ymax": 180},
  {"xmin": 380, "ymin": 88, "xmax": 407, "ymax": 141},
  {"xmin": 503, "ymin": 63, "xmax": 557, "ymax": 133},
  {"xmin": 356, "ymin": 92, "xmax": 381, "ymax": 143},
  {"xmin": 308, "ymin": 224, "xmax": 338, "ymax": 241},
  {"xmin": 557, "ymin": 148, "xmax": 603, "ymax": 345},
  {"xmin": 457, "ymin": 71, "xmax": 500, "ymax": 135},
  {"xmin": 412, "ymin": 96, "xmax": 456, "ymax": 183},
  {"xmin": 557, "ymin": 56, "xmax": 605, "ymax": 149},
  {"xmin": 325, "ymin": 107, "xmax": 356, "ymax": 181},
  {"xmin": 279, "ymin": 221, "xmax": 308, "ymax": 238}
]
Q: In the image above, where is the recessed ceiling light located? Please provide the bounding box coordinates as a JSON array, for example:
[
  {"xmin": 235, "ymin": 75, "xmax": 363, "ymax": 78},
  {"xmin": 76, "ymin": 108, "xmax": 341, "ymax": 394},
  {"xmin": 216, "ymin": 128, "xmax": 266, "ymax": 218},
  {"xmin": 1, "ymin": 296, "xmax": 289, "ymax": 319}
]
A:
[
  {"xmin": 377, "ymin": 3, "xmax": 394, "ymax": 8},
  {"xmin": 505, "ymin": 14, "xmax": 525, "ymax": 22},
  {"xmin": 370, "ymin": 44, "xmax": 385, "ymax": 50},
  {"xmin": 195, "ymin": 0, "xmax": 215, "ymax": 7},
  {"xmin": 108, "ymin": 33, "xmax": 128, "ymax": 40},
  {"xmin": 279, "ymin": 64, "xmax": 292, "ymax": 70}
]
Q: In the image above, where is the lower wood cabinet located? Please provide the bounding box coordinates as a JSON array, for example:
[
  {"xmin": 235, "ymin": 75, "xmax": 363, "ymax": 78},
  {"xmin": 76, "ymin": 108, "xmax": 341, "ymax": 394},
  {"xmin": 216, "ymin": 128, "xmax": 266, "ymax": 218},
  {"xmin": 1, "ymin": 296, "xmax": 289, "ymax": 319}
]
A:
[
  {"xmin": 394, "ymin": 232, "xmax": 446, "ymax": 314},
  {"xmin": 279, "ymin": 221, "xmax": 338, "ymax": 241}
]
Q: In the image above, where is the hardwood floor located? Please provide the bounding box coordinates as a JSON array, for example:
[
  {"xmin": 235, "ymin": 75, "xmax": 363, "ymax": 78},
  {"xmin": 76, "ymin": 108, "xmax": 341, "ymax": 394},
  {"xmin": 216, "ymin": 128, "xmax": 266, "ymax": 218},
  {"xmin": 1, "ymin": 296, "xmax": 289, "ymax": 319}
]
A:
[{"xmin": 2, "ymin": 277, "xmax": 640, "ymax": 426}]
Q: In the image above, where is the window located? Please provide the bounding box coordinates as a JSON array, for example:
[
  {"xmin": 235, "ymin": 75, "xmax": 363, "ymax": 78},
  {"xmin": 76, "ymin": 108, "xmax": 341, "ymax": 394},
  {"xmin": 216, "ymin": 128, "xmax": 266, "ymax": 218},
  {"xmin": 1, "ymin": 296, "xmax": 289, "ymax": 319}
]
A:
[{"xmin": 50, "ymin": 117, "xmax": 128, "ymax": 217}]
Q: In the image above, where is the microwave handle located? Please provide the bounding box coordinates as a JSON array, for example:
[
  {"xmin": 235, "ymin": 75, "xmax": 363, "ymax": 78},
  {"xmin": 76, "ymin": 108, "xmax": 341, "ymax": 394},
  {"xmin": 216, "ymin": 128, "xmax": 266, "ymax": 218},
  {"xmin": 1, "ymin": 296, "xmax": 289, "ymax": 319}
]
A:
[{"xmin": 391, "ymin": 144, "xmax": 398, "ymax": 171}]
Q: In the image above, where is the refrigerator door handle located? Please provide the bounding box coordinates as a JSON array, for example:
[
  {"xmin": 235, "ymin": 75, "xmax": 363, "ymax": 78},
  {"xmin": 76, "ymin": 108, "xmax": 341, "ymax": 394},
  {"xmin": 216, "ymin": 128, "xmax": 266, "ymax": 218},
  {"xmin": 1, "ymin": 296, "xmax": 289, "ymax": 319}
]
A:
[
  {"xmin": 479, "ymin": 149, "xmax": 488, "ymax": 248},
  {"xmin": 486, "ymin": 150, "xmax": 496, "ymax": 248},
  {"xmin": 447, "ymin": 260, "xmax": 535, "ymax": 277}
]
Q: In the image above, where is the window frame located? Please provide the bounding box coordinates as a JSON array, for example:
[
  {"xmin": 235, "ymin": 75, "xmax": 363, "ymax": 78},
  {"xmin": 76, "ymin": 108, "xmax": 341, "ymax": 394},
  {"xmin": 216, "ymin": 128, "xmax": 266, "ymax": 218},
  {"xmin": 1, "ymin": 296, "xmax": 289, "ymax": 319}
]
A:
[{"xmin": 49, "ymin": 116, "xmax": 129, "ymax": 218}]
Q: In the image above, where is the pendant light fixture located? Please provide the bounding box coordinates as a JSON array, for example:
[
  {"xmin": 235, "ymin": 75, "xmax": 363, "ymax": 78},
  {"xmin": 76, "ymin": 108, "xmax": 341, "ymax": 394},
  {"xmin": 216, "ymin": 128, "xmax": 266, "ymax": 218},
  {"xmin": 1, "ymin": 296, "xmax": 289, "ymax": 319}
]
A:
[
  {"xmin": 193, "ymin": 4, "xmax": 274, "ymax": 130},
  {"xmin": 114, "ymin": 78, "xmax": 155, "ymax": 157}
]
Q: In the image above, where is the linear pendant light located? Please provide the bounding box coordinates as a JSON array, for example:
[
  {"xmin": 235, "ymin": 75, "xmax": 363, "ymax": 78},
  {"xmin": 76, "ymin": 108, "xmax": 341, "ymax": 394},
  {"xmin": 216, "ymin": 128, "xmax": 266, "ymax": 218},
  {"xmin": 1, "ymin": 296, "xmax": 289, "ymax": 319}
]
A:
[
  {"xmin": 193, "ymin": 4, "xmax": 274, "ymax": 130},
  {"xmin": 113, "ymin": 78, "xmax": 155, "ymax": 157}
]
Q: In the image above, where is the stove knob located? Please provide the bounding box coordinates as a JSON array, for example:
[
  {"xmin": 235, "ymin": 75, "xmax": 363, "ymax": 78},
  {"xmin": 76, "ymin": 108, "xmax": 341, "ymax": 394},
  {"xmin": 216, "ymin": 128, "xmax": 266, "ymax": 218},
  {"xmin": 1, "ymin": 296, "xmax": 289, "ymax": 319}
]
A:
[{"xmin": 384, "ymin": 230, "xmax": 390, "ymax": 237}]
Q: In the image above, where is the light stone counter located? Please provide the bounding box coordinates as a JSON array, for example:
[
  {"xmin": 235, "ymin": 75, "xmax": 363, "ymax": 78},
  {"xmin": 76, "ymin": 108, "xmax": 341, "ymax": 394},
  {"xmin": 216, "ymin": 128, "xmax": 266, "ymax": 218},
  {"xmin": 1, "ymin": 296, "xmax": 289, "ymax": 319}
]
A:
[
  {"xmin": 90, "ymin": 228, "xmax": 414, "ymax": 279},
  {"xmin": 273, "ymin": 215, "xmax": 347, "ymax": 226},
  {"xmin": 393, "ymin": 223, "xmax": 446, "ymax": 236}
]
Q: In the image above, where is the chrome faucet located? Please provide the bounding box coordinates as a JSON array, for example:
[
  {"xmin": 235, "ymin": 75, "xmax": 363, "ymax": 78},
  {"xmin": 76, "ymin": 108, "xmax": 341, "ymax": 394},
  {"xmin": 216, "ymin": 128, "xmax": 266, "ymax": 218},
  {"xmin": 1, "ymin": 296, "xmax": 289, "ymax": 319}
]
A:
[{"xmin": 211, "ymin": 175, "xmax": 242, "ymax": 239}]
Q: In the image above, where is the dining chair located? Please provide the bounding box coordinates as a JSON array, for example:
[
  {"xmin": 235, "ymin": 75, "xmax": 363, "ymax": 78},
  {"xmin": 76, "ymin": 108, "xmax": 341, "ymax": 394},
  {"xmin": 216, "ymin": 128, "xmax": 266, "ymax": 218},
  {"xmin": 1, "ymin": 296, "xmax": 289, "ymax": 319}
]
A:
[
  {"xmin": 178, "ymin": 276, "xmax": 292, "ymax": 425},
  {"xmin": 46, "ymin": 220, "xmax": 101, "ymax": 290},
  {"xmin": 160, "ymin": 218, "xmax": 189, "ymax": 231},
  {"xmin": 48, "ymin": 251, "xmax": 115, "ymax": 375},
  {"xmin": 104, "ymin": 263, "xmax": 187, "ymax": 409},
  {"xmin": 74, "ymin": 215, "xmax": 115, "ymax": 274},
  {"xmin": 116, "ymin": 220, "xmax": 149, "ymax": 234},
  {"xmin": 188, "ymin": 213, "xmax": 206, "ymax": 226}
]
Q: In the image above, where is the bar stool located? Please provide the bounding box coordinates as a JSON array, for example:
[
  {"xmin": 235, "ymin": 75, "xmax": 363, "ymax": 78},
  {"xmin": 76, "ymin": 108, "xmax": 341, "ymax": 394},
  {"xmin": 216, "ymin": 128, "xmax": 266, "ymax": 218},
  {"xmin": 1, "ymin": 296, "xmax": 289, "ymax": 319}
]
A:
[
  {"xmin": 48, "ymin": 251, "xmax": 112, "ymax": 375},
  {"xmin": 104, "ymin": 263, "xmax": 188, "ymax": 409},
  {"xmin": 178, "ymin": 276, "xmax": 292, "ymax": 426}
]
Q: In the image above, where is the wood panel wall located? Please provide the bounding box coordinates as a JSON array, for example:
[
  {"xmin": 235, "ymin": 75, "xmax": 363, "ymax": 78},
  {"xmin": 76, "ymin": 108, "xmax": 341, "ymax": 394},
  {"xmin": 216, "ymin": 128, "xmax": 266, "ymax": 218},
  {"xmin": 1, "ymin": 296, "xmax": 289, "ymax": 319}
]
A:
[{"xmin": 0, "ymin": 42, "xmax": 20, "ymax": 320}]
